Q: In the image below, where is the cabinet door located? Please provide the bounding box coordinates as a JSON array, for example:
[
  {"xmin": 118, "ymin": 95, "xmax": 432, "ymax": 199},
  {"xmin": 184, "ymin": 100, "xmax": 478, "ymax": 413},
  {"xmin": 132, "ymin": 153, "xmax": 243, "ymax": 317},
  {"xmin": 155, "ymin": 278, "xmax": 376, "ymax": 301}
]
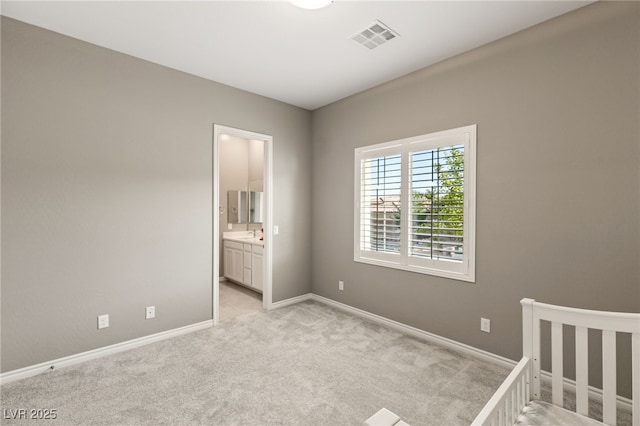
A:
[
  {"xmin": 251, "ymin": 252, "xmax": 263, "ymax": 291},
  {"xmin": 223, "ymin": 243, "xmax": 243, "ymax": 283},
  {"xmin": 242, "ymin": 244, "xmax": 252, "ymax": 285},
  {"xmin": 243, "ymin": 244, "xmax": 252, "ymax": 268},
  {"xmin": 243, "ymin": 268, "xmax": 252, "ymax": 286}
]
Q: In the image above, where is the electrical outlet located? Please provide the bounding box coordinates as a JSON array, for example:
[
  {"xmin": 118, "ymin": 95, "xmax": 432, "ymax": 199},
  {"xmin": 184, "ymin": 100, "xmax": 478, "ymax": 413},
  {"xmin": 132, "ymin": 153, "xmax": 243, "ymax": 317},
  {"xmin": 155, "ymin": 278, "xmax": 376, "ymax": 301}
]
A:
[
  {"xmin": 145, "ymin": 306, "xmax": 155, "ymax": 319},
  {"xmin": 97, "ymin": 314, "xmax": 109, "ymax": 329},
  {"xmin": 338, "ymin": 280, "xmax": 344, "ymax": 291},
  {"xmin": 481, "ymin": 317, "xmax": 491, "ymax": 333},
  {"xmin": 273, "ymin": 225, "xmax": 279, "ymax": 235}
]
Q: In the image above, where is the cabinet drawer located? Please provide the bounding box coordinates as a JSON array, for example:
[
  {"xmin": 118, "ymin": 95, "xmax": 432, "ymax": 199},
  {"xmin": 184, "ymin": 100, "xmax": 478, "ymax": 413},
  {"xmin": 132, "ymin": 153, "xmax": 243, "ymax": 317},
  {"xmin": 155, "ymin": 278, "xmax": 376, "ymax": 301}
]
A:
[
  {"xmin": 224, "ymin": 240, "xmax": 243, "ymax": 250},
  {"xmin": 243, "ymin": 243, "xmax": 252, "ymax": 253},
  {"xmin": 252, "ymin": 245, "xmax": 264, "ymax": 255}
]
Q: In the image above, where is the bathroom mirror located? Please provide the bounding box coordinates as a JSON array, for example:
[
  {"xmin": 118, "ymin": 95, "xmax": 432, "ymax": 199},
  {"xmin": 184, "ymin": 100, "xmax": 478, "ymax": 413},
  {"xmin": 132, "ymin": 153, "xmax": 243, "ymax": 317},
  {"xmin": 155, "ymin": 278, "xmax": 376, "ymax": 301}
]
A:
[
  {"xmin": 249, "ymin": 191, "xmax": 263, "ymax": 223},
  {"xmin": 228, "ymin": 190, "xmax": 263, "ymax": 224},
  {"xmin": 227, "ymin": 190, "xmax": 247, "ymax": 224}
]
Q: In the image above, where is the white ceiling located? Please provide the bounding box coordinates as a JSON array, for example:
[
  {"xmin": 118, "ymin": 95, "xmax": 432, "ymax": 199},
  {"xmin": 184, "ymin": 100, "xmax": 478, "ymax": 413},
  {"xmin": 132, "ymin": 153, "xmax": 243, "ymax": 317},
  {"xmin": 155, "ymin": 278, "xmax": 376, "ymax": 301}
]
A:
[{"xmin": 1, "ymin": 1, "xmax": 592, "ymax": 110}]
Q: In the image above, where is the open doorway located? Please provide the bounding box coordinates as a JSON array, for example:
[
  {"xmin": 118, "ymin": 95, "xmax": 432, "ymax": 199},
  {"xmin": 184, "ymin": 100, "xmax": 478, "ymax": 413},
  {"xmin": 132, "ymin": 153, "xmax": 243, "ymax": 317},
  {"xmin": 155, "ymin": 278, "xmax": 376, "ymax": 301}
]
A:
[{"xmin": 213, "ymin": 125, "xmax": 273, "ymax": 325}]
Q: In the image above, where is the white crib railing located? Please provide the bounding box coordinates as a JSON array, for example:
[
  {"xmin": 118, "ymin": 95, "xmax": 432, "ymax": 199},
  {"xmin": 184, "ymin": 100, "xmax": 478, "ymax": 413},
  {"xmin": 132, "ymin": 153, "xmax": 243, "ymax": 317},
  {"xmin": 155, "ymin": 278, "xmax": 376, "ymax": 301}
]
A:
[
  {"xmin": 473, "ymin": 298, "xmax": 640, "ymax": 426},
  {"xmin": 471, "ymin": 356, "xmax": 531, "ymax": 426},
  {"xmin": 524, "ymin": 298, "xmax": 640, "ymax": 426}
]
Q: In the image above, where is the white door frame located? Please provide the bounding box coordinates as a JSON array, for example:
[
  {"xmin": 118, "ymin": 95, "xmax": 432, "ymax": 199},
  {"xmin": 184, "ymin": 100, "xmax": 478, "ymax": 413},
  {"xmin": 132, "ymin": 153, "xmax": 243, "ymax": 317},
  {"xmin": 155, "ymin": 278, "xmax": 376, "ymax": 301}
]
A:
[{"xmin": 213, "ymin": 124, "xmax": 273, "ymax": 325}]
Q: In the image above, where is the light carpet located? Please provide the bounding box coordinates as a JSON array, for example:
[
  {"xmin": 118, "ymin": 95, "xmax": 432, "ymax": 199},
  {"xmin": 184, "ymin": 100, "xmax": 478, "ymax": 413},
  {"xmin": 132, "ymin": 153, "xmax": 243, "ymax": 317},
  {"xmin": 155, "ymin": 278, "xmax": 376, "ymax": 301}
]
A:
[{"xmin": 1, "ymin": 301, "xmax": 509, "ymax": 425}]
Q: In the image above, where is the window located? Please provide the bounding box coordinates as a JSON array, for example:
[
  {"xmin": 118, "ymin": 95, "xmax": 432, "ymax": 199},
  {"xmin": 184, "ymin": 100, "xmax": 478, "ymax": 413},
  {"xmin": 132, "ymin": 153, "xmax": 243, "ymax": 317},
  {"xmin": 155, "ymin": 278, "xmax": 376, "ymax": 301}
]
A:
[{"xmin": 354, "ymin": 125, "xmax": 476, "ymax": 282}]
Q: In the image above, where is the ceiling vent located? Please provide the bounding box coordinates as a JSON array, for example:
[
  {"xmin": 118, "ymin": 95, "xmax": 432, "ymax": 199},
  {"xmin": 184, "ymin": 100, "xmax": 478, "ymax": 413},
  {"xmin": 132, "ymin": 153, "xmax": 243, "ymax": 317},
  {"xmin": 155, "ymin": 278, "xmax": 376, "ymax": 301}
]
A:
[{"xmin": 351, "ymin": 20, "xmax": 399, "ymax": 50}]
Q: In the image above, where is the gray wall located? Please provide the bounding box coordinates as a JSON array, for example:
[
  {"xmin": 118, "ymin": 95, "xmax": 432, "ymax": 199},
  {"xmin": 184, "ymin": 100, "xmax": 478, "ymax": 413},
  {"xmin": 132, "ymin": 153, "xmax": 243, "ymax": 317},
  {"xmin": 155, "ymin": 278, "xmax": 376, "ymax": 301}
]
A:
[
  {"xmin": 311, "ymin": 1, "xmax": 639, "ymax": 395},
  {"xmin": 1, "ymin": 17, "xmax": 312, "ymax": 372}
]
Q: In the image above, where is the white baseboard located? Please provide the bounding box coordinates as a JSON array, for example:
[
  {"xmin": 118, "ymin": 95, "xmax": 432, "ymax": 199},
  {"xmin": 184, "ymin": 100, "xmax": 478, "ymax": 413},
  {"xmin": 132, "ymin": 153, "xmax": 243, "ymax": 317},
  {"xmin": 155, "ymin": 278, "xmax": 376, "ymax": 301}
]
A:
[
  {"xmin": 269, "ymin": 293, "xmax": 313, "ymax": 310},
  {"xmin": 310, "ymin": 294, "xmax": 632, "ymax": 413},
  {"xmin": 0, "ymin": 319, "xmax": 213, "ymax": 385},
  {"xmin": 310, "ymin": 294, "xmax": 516, "ymax": 369},
  {"xmin": 1, "ymin": 293, "xmax": 313, "ymax": 385}
]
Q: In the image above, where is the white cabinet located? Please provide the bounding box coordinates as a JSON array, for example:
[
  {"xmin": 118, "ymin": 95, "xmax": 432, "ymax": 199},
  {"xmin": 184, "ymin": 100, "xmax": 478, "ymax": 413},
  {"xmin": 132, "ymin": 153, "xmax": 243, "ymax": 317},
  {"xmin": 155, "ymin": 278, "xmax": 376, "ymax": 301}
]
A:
[
  {"xmin": 223, "ymin": 239, "xmax": 263, "ymax": 293},
  {"xmin": 243, "ymin": 243, "xmax": 252, "ymax": 286},
  {"xmin": 223, "ymin": 241, "xmax": 244, "ymax": 283},
  {"xmin": 251, "ymin": 245, "xmax": 264, "ymax": 291}
]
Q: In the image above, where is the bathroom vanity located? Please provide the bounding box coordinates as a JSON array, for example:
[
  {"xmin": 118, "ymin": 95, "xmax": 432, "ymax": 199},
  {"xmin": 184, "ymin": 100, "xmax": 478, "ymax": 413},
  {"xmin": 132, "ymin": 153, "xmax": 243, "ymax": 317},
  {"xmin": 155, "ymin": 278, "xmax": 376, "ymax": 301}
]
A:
[{"xmin": 223, "ymin": 232, "xmax": 263, "ymax": 292}]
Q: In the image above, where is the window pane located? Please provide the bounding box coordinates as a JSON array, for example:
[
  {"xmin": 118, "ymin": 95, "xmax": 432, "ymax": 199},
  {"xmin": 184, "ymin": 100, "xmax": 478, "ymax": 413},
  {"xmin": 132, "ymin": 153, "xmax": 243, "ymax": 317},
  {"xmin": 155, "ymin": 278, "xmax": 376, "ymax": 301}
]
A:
[
  {"xmin": 360, "ymin": 154, "xmax": 402, "ymax": 254},
  {"xmin": 409, "ymin": 145, "xmax": 464, "ymax": 262}
]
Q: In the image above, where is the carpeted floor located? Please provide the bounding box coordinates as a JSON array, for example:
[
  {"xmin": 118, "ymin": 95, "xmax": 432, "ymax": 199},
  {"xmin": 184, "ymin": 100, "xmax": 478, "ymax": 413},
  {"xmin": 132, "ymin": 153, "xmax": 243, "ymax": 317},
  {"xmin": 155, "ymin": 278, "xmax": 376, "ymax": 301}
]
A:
[{"xmin": 1, "ymin": 301, "xmax": 510, "ymax": 425}]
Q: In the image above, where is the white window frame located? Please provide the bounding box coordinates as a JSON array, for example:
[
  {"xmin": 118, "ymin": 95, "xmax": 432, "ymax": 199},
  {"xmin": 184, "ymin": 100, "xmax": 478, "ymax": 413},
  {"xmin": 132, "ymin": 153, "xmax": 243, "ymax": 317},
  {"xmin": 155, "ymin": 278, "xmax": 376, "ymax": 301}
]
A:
[{"xmin": 354, "ymin": 125, "xmax": 476, "ymax": 282}]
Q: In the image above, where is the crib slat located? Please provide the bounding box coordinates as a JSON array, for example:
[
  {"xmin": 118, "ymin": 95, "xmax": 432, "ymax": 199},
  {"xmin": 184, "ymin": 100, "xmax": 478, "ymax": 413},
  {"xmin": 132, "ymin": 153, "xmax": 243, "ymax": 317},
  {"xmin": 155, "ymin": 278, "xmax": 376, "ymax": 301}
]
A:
[
  {"xmin": 509, "ymin": 387, "xmax": 515, "ymax": 424},
  {"xmin": 505, "ymin": 395, "xmax": 511, "ymax": 426},
  {"xmin": 505, "ymin": 394, "xmax": 510, "ymax": 426},
  {"xmin": 517, "ymin": 377, "xmax": 523, "ymax": 417},
  {"xmin": 632, "ymin": 332, "xmax": 639, "ymax": 426},
  {"xmin": 575, "ymin": 326, "xmax": 589, "ymax": 417},
  {"xmin": 524, "ymin": 368, "xmax": 529, "ymax": 404},
  {"xmin": 551, "ymin": 321, "xmax": 564, "ymax": 407},
  {"xmin": 525, "ymin": 299, "xmax": 540, "ymax": 401},
  {"xmin": 602, "ymin": 330, "xmax": 616, "ymax": 425},
  {"xmin": 524, "ymin": 371, "xmax": 529, "ymax": 408}
]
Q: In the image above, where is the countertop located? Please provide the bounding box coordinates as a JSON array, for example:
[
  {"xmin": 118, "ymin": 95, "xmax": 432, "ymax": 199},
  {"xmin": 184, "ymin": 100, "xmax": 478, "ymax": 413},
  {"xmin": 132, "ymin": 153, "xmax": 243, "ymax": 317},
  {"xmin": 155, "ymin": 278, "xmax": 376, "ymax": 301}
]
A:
[{"xmin": 223, "ymin": 231, "xmax": 264, "ymax": 246}]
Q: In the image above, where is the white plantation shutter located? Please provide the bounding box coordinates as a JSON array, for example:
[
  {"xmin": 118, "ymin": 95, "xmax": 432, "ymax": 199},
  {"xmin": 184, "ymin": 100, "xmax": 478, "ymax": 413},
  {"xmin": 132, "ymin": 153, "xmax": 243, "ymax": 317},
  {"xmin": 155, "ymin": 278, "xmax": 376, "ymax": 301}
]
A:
[
  {"xmin": 354, "ymin": 125, "xmax": 476, "ymax": 282},
  {"xmin": 409, "ymin": 145, "xmax": 464, "ymax": 261},
  {"xmin": 359, "ymin": 154, "xmax": 402, "ymax": 256}
]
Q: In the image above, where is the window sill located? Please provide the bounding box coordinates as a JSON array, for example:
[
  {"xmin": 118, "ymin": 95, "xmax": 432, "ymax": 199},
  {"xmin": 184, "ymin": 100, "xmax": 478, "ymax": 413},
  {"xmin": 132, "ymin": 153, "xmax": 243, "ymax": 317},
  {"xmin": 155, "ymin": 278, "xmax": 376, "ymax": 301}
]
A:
[{"xmin": 354, "ymin": 256, "xmax": 475, "ymax": 283}]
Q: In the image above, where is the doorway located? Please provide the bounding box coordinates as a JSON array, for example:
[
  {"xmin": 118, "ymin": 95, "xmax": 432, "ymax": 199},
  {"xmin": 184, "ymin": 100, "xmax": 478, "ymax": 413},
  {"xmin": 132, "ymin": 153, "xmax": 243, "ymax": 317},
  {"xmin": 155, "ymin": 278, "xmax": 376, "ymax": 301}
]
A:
[{"xmin": 213, "ymin": 124, "xmax": 273, "ymax": 325}]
